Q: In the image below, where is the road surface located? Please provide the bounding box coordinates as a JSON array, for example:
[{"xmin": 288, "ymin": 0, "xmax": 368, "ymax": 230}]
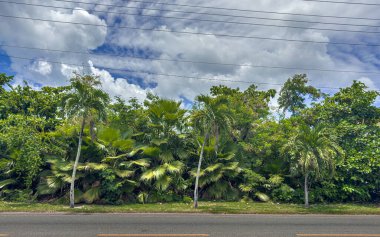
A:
[{"xmin": 0, "ymin": 213, "xmax": 379, "ymax": 237}]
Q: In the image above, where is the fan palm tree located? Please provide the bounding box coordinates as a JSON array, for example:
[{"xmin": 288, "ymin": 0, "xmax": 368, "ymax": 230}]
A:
[
  {"xmin": 63, "ymin": 73, "xmax": 109, "ymax": 208},
  {"xmin": 283, "ymin": 124, "xmax": 343, "ymax": 207},
  {"xmin": 191, "ymin": 95, "xmax": 232, "ymax": 208},
  {"xmin": 138, "ymin": 98, "xmax": 189, "ymax": 200},
  {"xmin": 191, "ymin": 151, "xmax": 241, "ymax": 200}
]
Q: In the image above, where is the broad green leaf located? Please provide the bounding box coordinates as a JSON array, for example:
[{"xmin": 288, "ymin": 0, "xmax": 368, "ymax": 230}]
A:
[
  {"xmin": 0, "ymin": 179, "xmax": 16, "ymax": 189},
  {"xmin": 255, "ymin": 192, "xmax": 270, "ymax": 202},
  {"xmin": 115, "ymin": 169, "xmax": 134, "ymax": 178},
  {"xmin": 151, "ymin": 138, "xmax": 168, "ymax": 146},
  {"xmin": 82, "ymin": 186, "xmax": 100, "ymax": 204},
  {"xmin": 142, "ymin": 147, "xmax": 160, "ymax": 157}
]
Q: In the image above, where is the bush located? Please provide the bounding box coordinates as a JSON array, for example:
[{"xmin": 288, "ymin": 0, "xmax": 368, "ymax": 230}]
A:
[
  {"xmin": 0, "ymin": 189, "xmax": 36, "ymax": 202},
  {"xmin": 240, "ymin": 195, "xmax": 253, "ymax": 203},
  {"xmin": 272, "ymin": 184, "xmax": 295, "ymax": 202},
  {"xmin": 182, "ymin": 196, "xmax": 193, "ymax": 203},
  {"xmin": 100, "ymin": 169, "xmax": 123, "ymax": 204}
]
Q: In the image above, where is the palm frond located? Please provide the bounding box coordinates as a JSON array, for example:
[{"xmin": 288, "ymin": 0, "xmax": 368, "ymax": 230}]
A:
[
  {"xmin": 115, "ymin": 169, "xmax": 135, "ymax": 178},
  {"xmin": 155, "ymin": 175, "xmax": 172, "ymax": 191},
  {"xmin": 82, "ymin": 186, "xmax": 100, "ymax": 204},
  {"xmin": 164, "ymin": 161, "xmax": 184, "ymax": 174},
  {"xmin": 0, "ymin": 179, "xmax": 16, "ymax": 189}
]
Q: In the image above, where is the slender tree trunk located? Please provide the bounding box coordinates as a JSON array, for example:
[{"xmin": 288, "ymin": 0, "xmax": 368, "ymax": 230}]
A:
[
  {"xmin": 214, "ymin": 126, "xmax": 219, "ymax": 156},
  {"xmin": 304, "ymin": 172, "xmax": 309, "ymax": 208},
  {"xmin": 70, "ymin": 116, "xmax": 85, "ymax": 208},
  {"xmin": 194, "ymin": 132, "xmax": 209, "ymax": 209}
]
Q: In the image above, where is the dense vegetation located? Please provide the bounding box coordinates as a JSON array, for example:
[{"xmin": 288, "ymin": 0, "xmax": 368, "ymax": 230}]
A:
[{"xmin": 0, "ymin": 72, "xmax": 379, "ymax": 207}]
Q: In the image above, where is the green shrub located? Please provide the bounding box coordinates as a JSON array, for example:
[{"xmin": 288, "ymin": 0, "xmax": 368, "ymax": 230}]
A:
[
  {"xmin": 0, "ymin": 189, "xmax": 35, "ymax": 202},
  {"xmin": 272, "ymin": 184, "xmax": 295, "ymax": 203},
  {"xmin": 182, "ymin": 196, "xmax": 193, "ymax": 203}
]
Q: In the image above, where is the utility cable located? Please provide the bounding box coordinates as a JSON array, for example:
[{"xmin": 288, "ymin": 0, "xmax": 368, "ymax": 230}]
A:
[
  {"xmin": 2, "ymin": 0, "xmax": 380, "ymax": 29},
  {"xmin": 1, "ymin": 43, "xmax": 380, "ymax": 74}
]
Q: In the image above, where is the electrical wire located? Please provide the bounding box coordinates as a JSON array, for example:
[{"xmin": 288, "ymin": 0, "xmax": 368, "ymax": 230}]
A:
[
  {"xmin": 6, "ymin": 53, "xmax": 379, "ymax": 92},
  {"xmin": 3, "ymin": 12, "xmax": 380, "ymax": 35},
  {"xmin": 3, "ymin": 13, "xmax": 380, "ymax": 50},
  {"xmin": 1, "ymin": 43, "xmax": 380, "ymax": 74},
  {"xmin": 49, "ymin": 0, "xmax": 380, "ymax": 17},
  {"xmin": 3, "ymin": 52, "xmax": 380, "ymax": 79},
  {"xmin": 2, "ymin": 0, "xmax": 380, "ymax": 29},
  {"xmin": 303, "ymin": 0, "xmax": 380, "ymax": 6}
]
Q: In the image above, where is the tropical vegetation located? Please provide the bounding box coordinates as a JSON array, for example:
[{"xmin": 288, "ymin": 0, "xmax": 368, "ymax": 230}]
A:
[{"xmin": 0, "ymin": 72, "xmax": 379, "ymax": 208}]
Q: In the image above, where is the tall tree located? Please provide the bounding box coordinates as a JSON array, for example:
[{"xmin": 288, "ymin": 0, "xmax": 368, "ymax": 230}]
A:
[
  {"xmin": 191, "ymin": 95, "xmax": 231, "ymax": 208},
  {"xmin": 283, "ymin": 124, "xmax": 343, "ymax": 207},
  {"xmin": 63, "ymin": 74, "xmax": 109, "ymax": 208},
  {"xmin": 139, "ymin": 97, "xmax": 189, "ymax": 200},
  {"xmin": 310, "ymin": 81, "xmax": 380, "ymax": 201},
  {"xmin": 279, "ymin": 74, "xmax": 321, "ymax": 115}
]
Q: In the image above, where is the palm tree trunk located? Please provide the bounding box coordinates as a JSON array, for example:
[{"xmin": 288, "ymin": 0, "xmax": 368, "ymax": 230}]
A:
[
  {"xmin": 70, "ymin": 116, "xmax": 85, "ymax": 208},
  {"xmin": 304, "ymin": 172, "xmax": 309, "ymax": 208},
  {"xmin": 194, "ymin": 132, "xmax": 209, "ymax": 209},
  {"xmin": 214, "ymin": 126, "xmax": 219, "ymax": 156}
]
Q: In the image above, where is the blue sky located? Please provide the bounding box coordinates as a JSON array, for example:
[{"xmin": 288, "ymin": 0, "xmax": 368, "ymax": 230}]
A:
[
  {"xmin": 0, "ymin": 52, "xmax": 14, "ymax": 76},
  {"xmin": 0, "ymin": 0, "xmax": 379, "ymax": 106}
]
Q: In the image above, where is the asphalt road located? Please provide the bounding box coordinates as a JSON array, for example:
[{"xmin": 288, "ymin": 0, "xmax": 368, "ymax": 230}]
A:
[{"xmin": 0, "ymin": 213, "xmax": 379, "ymax": 237}]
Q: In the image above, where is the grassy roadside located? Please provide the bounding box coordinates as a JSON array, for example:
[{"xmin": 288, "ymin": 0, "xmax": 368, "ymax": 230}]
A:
[{"xmin": 0, "ymin": 201, "xmax": 379, "ymax": 215}]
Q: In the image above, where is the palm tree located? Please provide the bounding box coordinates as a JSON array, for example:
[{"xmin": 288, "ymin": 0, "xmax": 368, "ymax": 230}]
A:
[
  {"xmin": 283, "ymin": 124, "xmax": 343, "ymax": 207},
  {"xmin": 191, "ymin": 95, "xmax": 231, "ymax": 208},
  {"xmin": 63, "ymin": 73, "xmax": 109, "ymax": 208},
  {"xmin": 191, "ymin": 151, "xmax": 241, "ymax": 200},
  {"xmin": 138, "ymin": 98, "xmax": 189, "ymax": 200}
]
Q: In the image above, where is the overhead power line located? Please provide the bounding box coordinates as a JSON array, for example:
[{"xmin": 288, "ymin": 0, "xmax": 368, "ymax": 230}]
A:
[
  {"xmin": 303, "ymin": 0, "xmax": 380, "ymax": 6},
  {"xmin": 1, "ymin": 52, "xmax": 361, "ymax": 91},
  {"xmin": 50, "ymin": 0, "xmax": 380, "ymax": 16},
  {"xmin": 2, "ymin": 0, "xmax": 380, "ymax": 29},
  {"xmin": 3, "ymin": 13, "xmax": 380, "ymax": 46},
  {"xmin": 0, "ymin": 53, "xmax": 284, "ymax": 86},
  {"xmin": 7, "ymin": 0, "xmax": 380, "ymax": 22},
  {"xmin": 2, "ymin": 43, "xmax": 380, "ymax": 75},
  {"xmin": 3, "ymin": 13, "xmax": 380, "ymax": 35},
  {"xmin": 3, "ymin": 51, "xmax": 380, "ymax": 76},
  {"xmin": 4, "ymin": 53, "xmax": 380, "ymax": 92}
]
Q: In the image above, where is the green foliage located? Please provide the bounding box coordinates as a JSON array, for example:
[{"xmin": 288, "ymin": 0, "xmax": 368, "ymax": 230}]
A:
[
  {"xmin": 0, "ymin": 189, "xmax": 35, "ymax": 202},
  {"xmin": 283, "ymin": 124, "xmax": 344, "ymax": 177},
  {"xmin": 0, "ymin": 115, "xmax": 49, "ymax": 188},
  {"xmin": 255, "ymin": 192, "xmax": 270, "ymax": 202},
  {"xmin": 0, "ymin": 73, "xmax": 13, "ymax": 94},
  {"xmin": 272, "ymin": 184, "xmax": 295, "ymax": 202},
  {"xmin": 0, "ymin": 72, "xmax": 379, "ymax": 205},
  {"xmin": 309, "ymin": 81, "xmax": 380, "ymax": 202},
  {"xmin": 0, "ymin": 179, "xmax": 16, "ymax": 189},
  {"xmin": 279, "ymin": 74, "xmax": 321, "ymax": 115}
]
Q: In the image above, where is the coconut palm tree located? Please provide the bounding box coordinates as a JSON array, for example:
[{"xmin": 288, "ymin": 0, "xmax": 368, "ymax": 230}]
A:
[
  {"xmin": 191, "ymin": 95, "xmax": 232, "ymax": 208},
  {"xmin": 283, "ymin": 124, "xmax": 343, "ymax": 207},
  {"xmin": 63, "ymin": 73, "xmax": 109, "ymax": 208}
]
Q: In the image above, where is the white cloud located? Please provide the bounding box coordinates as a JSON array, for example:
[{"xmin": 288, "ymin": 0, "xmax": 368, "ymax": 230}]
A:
[
  {"xmin": 30, "ymin": 61, "xmax": 52, "ymax": 76},
  {"xmin": 90, "ymin": 62, "xmax": 149, "ymax": 102},
  {"xmin": 0, "ymin": 3, "xmax": 107, "ymax": 86},
  {"xmin": 357, "ymin": 77, "xmax": 379, "ymax": 91},
  {"xmin": 0, "ymin": 0, "xmax": 379, "ymax": 104},
  {"xmin": 60, "ymin": 64, "xmax": 82, "ymax": 79}
]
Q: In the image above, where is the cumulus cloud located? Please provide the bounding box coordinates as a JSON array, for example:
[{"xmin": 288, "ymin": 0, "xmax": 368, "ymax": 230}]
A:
[
  {"xmin": 30, "ymin": 61, "xmax": 52, "ymax": 76},
  {"xmin": 90, "ymin": 62, "xmax": 149, "ymax": 102},
  {"xmin": 0, "ymin": 0, "xmax": 379, "ymax": 104},
  {"xmin": 0, "ymin": 2, "xmax": 107, "ymax": 86}
]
